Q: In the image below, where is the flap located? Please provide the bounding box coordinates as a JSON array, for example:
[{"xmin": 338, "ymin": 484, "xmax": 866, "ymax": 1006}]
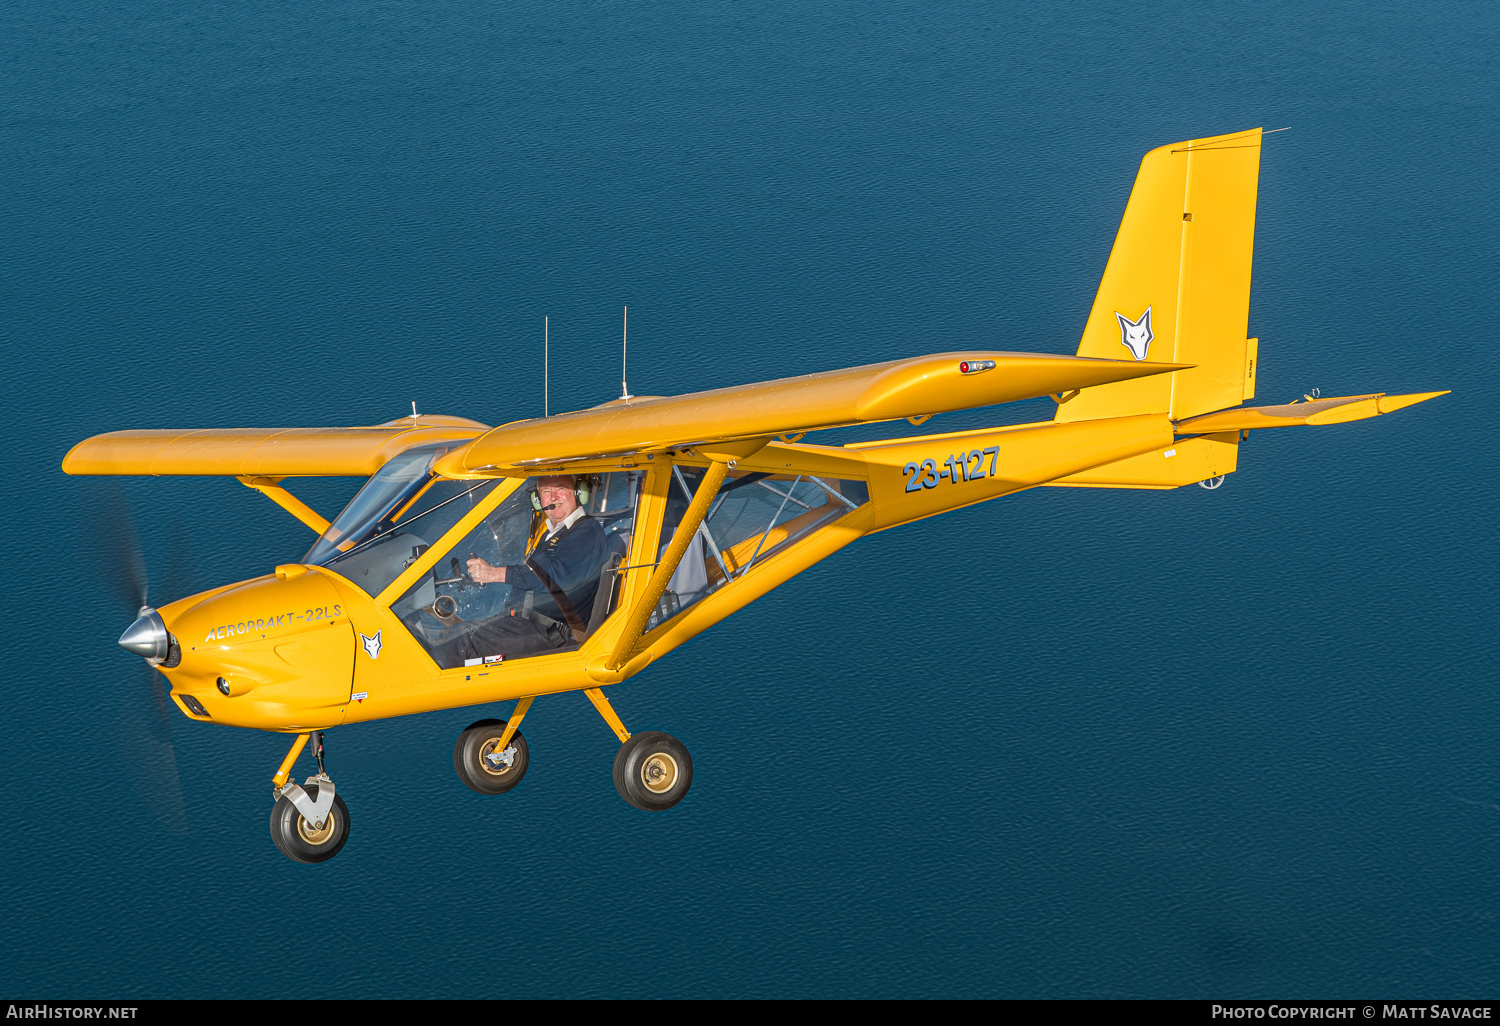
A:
[{"xmin": 63, "ymin": 415, "xmax": 490, "ymax": 477}]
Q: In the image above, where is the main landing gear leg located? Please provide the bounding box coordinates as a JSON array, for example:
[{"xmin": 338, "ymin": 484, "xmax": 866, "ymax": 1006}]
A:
[
  {"xmin": 585, "ymin": 688, "xmax": 695, "ymax": 812},
  {"xmin": 269, "ymin": 729, "xmax": 350, "ymax": 864},
  {"xmin": 453, "ymin": 697, "xmax": 533, "ymax": 795}
]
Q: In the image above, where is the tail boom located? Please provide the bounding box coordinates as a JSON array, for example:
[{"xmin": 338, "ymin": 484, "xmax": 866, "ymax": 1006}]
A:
[{"xmin": 852, "ymin": 414, "xmax": 1174, "ymax": 531}]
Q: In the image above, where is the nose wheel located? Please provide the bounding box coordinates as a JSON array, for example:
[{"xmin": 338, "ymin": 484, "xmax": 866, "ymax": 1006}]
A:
[
  {"xmin": 270, "ymin": 781, "xmax": 350, "ymax": 863},
  {"xmin": 268, "ymin": 730, "xmax": 351, "ymax": 864}
]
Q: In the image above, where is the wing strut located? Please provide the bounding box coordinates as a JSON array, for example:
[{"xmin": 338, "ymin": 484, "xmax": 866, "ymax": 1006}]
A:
[
  {"xmin": 238, "ymin": 476, "xmax": 332, "ymax": 535},
  {"xmin": 606, "ymin": 460, "xmax": 731, "ymax": 671}
]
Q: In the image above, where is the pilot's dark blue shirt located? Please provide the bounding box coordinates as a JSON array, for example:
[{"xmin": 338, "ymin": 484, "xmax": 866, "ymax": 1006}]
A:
[{"xmin": 503, "ymin": 512, "xmax": 609, "ymax": 631}]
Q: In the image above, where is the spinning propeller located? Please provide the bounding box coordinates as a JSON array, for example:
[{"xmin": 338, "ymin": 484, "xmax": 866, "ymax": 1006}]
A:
[{"xmin": 98, "ymin": 483, "xmax": 189, "ymax": 835}]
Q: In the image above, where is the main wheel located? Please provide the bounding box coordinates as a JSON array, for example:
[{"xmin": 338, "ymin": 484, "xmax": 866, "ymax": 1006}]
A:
[
  {"xmin": 613, "ymin": 731, "xmax": 693, "ymax": 811},
  {"xmin": 269, "ymin": 785, "xmax": 350, "ymax": 864},
  {"xmin": 453, "ymin": 718, "xmax": 530, "ymax": 795}
]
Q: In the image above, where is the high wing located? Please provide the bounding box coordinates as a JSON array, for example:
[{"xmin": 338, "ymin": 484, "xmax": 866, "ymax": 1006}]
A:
[
  {"xmin": 62, "ymin": 415, "xmax": 490, "ymax": 478},
  {"xmin": 434, "ymin": 351, "xmax": 1188, "ymax": 476}
]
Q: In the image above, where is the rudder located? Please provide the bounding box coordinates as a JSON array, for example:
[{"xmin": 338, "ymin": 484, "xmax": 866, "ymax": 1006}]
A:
[{"xmin": 1057, "ymin": 128, "xmax": 1262, "ymax": 424}]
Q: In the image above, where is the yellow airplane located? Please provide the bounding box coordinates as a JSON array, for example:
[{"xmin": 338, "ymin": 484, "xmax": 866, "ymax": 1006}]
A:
[{"xmin": 65, "ymin": 128, "xmax": 1446, "ymax": 863}]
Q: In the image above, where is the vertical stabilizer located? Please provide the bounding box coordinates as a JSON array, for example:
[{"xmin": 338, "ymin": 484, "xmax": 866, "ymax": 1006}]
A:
[{"xmin": 1057, "ymin": 128, "xmax": 1262, "ymax": 423}]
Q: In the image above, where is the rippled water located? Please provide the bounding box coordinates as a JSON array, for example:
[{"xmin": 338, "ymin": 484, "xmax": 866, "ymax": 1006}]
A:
[{"xmin": 3, "ymin": 0, "xmax": 1496, "ymax": 999}]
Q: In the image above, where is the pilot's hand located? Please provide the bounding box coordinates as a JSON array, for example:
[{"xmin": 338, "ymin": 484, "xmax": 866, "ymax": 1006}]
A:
[{"xmin": 468, "ymin": 558, "xmax": 506, "ymax": 584}]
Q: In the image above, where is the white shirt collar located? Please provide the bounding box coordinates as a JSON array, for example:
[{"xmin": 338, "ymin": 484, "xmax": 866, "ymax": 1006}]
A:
[{"xmin": 545, "ymin": 506, "xmax": 587, "ymax": 538}]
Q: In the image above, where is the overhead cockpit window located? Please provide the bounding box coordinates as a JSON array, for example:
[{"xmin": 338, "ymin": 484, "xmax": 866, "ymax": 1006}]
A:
[
  {"xmin": 646, "ymin": 469, "xmax": 868, "ymax": 631},
  {"xmin": 391, "ymin": 471, "xmax": 643, "ymax": 670}
]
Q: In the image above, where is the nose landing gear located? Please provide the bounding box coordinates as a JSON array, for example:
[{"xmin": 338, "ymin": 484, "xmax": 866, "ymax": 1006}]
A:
[{"xmin": 269, "ymin": 730, "xmax": 350, "ymax": 864}]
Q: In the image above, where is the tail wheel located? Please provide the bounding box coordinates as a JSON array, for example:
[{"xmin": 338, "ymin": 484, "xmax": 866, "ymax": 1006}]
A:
[
  {"xmin": 269, "ymin": 785, "xmax": 350, "ymax": 864},
  {"xmin": 613, "ymin": 731, "xmax": 693, "ymax": 811},
  {"xmin": 453, "ymin": 718, "xmax": 531, "ymax": 795}
]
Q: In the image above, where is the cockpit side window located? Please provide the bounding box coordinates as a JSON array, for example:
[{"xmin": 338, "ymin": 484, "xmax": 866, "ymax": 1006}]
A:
[
  {"xmin": 390, "ymin": 471, "xmax": 644, "ymax": 670},
  {"xmin": 646, "ymin": 467, "xmax": 868, "ymax": 630}
]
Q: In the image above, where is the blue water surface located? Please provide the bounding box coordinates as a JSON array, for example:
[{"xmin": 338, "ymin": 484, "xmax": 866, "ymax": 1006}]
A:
[{"xmin": 2, "ymin": 0, "xmax": 1496, "ymax": 999}]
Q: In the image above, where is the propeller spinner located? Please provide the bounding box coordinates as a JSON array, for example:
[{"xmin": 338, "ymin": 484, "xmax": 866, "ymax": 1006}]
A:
[{"xmin": 119, "ymin": 607, "xmax": 170, "ymax": 661}]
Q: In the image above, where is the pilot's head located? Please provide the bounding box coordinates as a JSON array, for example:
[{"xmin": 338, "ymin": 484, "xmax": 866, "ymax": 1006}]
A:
[{"xmin": 536, "ymin": 475, "xmax": 580, "ymax": 524}]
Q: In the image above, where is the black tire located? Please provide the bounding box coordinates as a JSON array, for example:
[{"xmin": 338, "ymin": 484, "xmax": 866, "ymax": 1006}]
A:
[
  {"xmin": 613, "ymin": 731, "xmax": 693, "ymax": 811},
  {"xmin": 269, "ymin": 785, "xmax": 350, "ymax": 864},
  {"xmin": 453, "ymin": 718, "xmax": 530, "ymax": 795}
]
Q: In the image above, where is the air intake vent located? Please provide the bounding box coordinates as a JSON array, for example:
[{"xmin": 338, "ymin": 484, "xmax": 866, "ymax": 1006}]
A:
[{"xmin": 178, "ymin": 694, "xmax": 210, "ymax": 718}]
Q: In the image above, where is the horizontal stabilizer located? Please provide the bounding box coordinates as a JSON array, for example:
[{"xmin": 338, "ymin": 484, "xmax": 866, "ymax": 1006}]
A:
[
  {"xmin": 62, "ymin": 416, "xmax": 489, "ymax": 477},
  {"xmin": 1175, "ymin": 391, "xmax": 1448, "ymax": 434},
  {"xmin": 437, "ymin": 352, "xmax": 1189, "ymax": 475}
]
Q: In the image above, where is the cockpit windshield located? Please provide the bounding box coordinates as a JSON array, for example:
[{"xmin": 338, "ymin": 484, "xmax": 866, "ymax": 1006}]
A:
[
  {"xmin": 303, "ymin": 443, "xmax": 454, "ymax": 566},
  {"xmin": 312, "ymin": 475, "xmax": 503, "ymax": 598},
  {"xmin": 302, "ymin": 442, "xmax": 504, "ymax": 599}
]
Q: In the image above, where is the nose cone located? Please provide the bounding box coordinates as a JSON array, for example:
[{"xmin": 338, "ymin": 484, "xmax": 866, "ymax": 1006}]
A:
[{"xmin": 119, "ymin": 609, "xmax": 169, "ymax": 661}]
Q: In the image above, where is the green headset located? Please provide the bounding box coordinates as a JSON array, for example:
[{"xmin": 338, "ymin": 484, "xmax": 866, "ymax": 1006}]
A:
[{"xmin": 529, "ymin": 473, "xmax": 595, "ymax": 512}]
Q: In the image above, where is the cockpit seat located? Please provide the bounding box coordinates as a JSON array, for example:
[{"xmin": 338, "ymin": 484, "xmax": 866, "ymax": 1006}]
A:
[{"xmin": 583, "ymin": 551, "xmax": 626, "ymax": 640}]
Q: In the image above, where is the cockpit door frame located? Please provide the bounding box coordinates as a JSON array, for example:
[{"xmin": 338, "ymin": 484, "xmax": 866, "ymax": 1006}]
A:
[
  {"xmin": 371, "ymin": 476, "xmax": 526, "ymax": 608},
  {"xmin": 606, "ymin": 461, "xmax": 673, "ymax": 633}
]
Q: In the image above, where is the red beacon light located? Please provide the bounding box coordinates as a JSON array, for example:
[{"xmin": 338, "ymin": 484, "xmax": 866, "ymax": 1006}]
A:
[{"xmin": 959, "ymin": 359, "xmax": 996, "ymax": 375}]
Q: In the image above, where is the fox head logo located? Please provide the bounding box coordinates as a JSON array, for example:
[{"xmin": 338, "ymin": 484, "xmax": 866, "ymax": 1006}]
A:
[
  {"xmin": 1115, "ymin": 307, "xmax": 1154, "ymax": 360},
  {"xmin": 360, "ymin": 629, "xmax": 382, "ymax": 660}
]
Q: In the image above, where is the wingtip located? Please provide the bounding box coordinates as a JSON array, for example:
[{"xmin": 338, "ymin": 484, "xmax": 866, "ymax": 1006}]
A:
[{"xmin": 1377, "ymin": 390, "xmax": 1450, "ymax": 415}]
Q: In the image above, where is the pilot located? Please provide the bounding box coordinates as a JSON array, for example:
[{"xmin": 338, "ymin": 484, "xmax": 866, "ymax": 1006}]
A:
[{"xmin": 431, "ymin": 474, "xmax": 610, "ymax": 666}]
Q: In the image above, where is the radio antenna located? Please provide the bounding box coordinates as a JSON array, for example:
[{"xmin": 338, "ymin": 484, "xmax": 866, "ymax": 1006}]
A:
[
  {"xmin": 544, "ymin": 315, "xmax": 549, "ymax": 418},
  {"xmin": 620, "ymin": 305, "xmax": 632, "ymax": 401}
]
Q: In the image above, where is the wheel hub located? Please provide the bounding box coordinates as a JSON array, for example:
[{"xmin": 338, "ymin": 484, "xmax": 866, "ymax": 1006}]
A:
[
  {"xmin": 298, "ymin": 810, "xmax": 336, "ymax": 845},
  {"xmin": 640, "ymin": 752, "xmax": 679, "ymax": 793},
  {"xmin": 481, "ymin": 739, "xmax": 517, "ymax": 775}
]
